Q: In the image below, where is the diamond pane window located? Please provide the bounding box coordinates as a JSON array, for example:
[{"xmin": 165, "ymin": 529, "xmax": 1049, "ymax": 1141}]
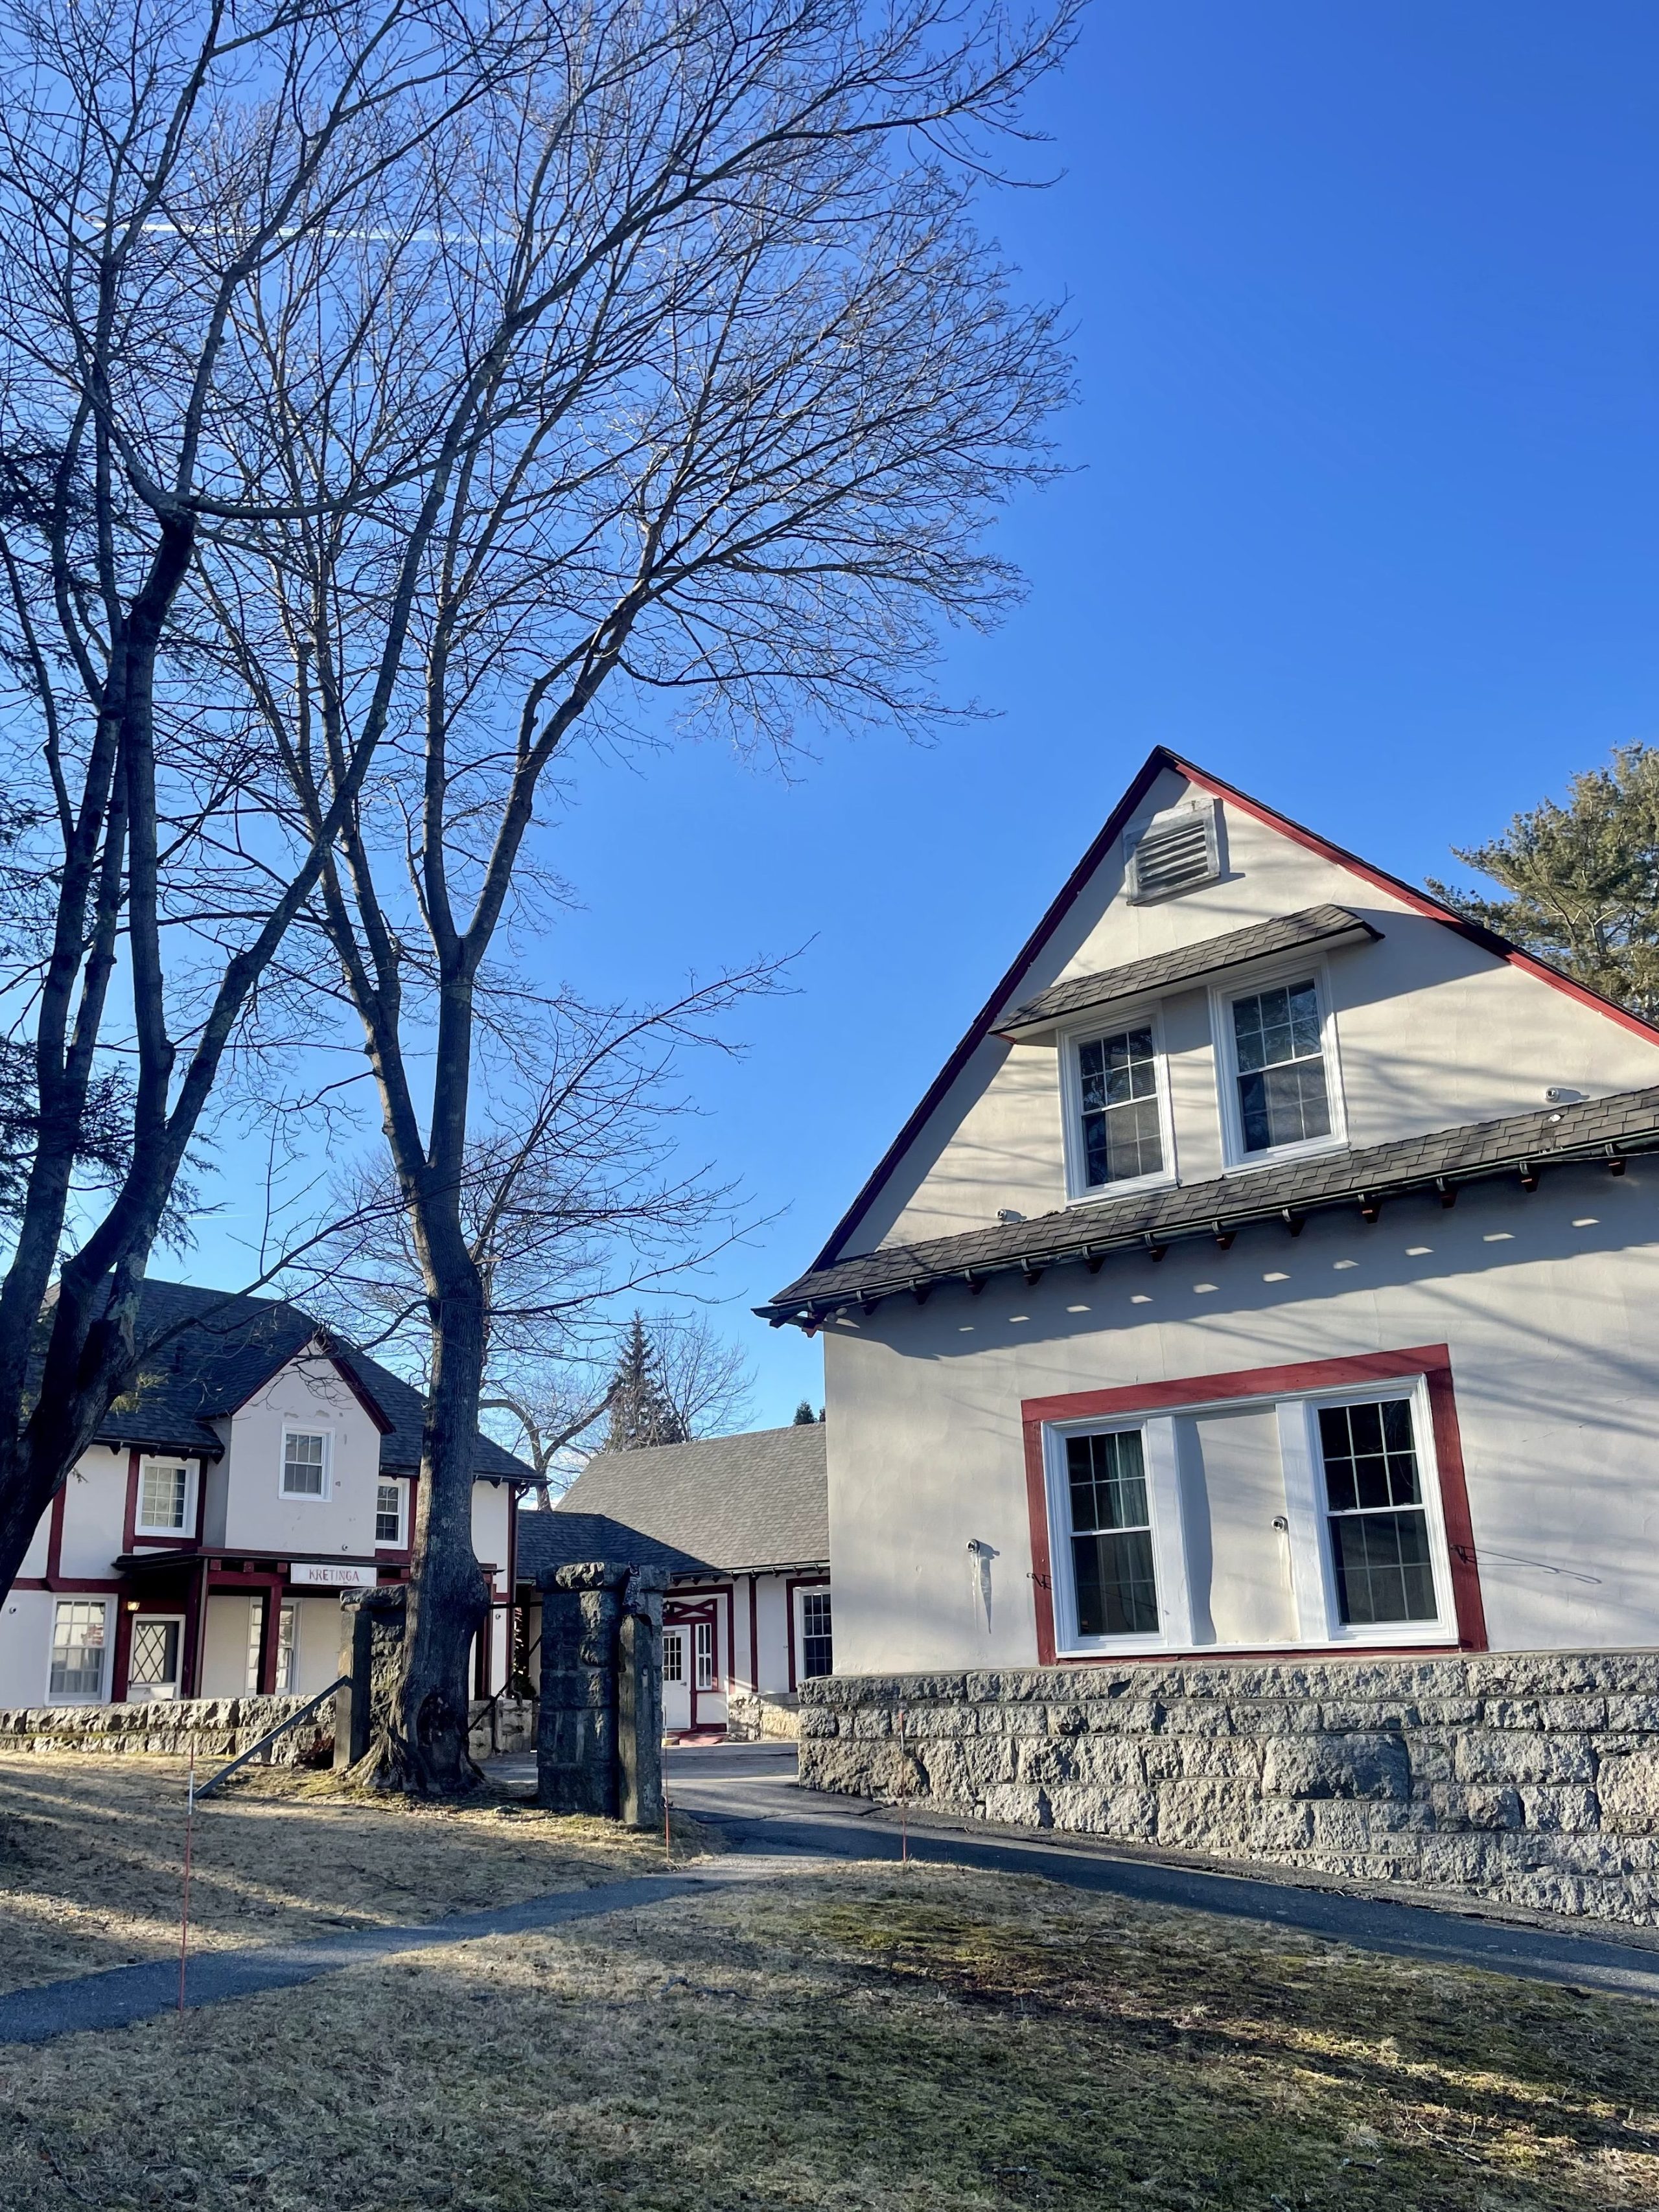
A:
[
  {"xmin": 1077, "ymin": 1026, "xmax": 1163, "ymax": 1187},
  {"xmin": 138, "ymin": 1462, "xmax": 189, "ymax": 1533},
  {"xmin": 1317, "ymin": 1399, "xmax": 1438, "ymax": 1626},
  {"xmin": 1065, "ymin": 1429, "xmax": 1159, "ymax": 1637},
  {"xmin": 129, "ymin": 1618, "xmax": 181, "ymax": 1698},
  {"xmin": 1231, "ymin": 980, "xmax": 1332, "ymax": 1152}
]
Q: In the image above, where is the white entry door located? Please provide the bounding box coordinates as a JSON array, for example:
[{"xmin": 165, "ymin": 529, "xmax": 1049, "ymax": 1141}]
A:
[
  {"xmin": 661, "ymin": 1626, "xmax": 691, "ymax": 1730},
  {"xmin": 128, "ymin": 1615, "xmax": 185, "ymax": 1703}
]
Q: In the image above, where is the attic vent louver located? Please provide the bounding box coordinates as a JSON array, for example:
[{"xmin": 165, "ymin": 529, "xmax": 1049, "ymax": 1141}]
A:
[{"xmin": 1127, "ymin": 802, "xmax": 1220, "ymax": 904}]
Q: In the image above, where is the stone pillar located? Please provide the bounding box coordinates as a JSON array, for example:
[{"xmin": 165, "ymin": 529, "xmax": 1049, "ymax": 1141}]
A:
[
  {"xmin": 618, "ymin": 1567, "xmax": 666, "ymax": 1828},
  {"xmin": 536, "ymin": 1563, "xmax": 624, "ymax": 1816},
  {"xmin": 334, "ymin": 1587, "xmax": 406, "ymax": 1771}
]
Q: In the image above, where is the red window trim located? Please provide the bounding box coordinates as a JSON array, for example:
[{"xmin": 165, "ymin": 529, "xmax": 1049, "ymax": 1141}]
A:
[{"xmin": 1022, "ymin": 1344, "xmax": 1486, "ymax": 1666}]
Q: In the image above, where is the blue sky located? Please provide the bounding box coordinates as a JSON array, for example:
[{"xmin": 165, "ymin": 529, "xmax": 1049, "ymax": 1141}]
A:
[{"xmin": 198, "ymin": 3, "xmax": 1659, "ymax": 1425}]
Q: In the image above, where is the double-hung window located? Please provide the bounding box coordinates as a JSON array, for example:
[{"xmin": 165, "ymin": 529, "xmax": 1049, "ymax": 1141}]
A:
[
  {"xmin": 1043, "ymin": 1370, "xmax": 1452, "ymax": 1658},
  {"xmin": 49, "ymin": 1600, "xmax": 108, "ymax": 1699},
  {"xmin": 136, "ymin": 1459, "xmax": 192, "ymax": 1537},
  {"xmin": 693, "ymin": 1620, "xmax": 716, "ymax": 1690},
  {"xmin": 1217, "ymin": 968, "xmax": 1343, "ymax": 1164},
  {"xmin": 375, "ymin": 1480, "xmax": 406, "ymax": 1547},
  {"xmin": 1066, "ymin": 1016, "xmax": 1171, "ymax": 1198},
  {"xmin": 1065, "ymin": 1431, "xmax": 1159, "ymax": 1636},
  {"xmin": 798, "ymin": 1589, "xmax": 833, "ymax": 1679},
  {"xmin": 281, "ymin": 1431, "xmax": 328, "ymax": 1499}
]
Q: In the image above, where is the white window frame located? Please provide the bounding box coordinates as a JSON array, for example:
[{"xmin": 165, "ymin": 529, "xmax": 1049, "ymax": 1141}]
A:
[
  {"xmin": 1209, "ymin": 953, "xmax": 1348, "ymax": 1172},
  {"xmin": 693, "ymin": 1619, "xmax": 716, "ymax": 1690},
  {"xmin": 1042, "ymin": 1373, "xmax": 1454, "ymax": 1660},
  {"xmin": 46, "ymin": 1598, "xmax": 110, "ymax": 1703},
  {"xmin": 374, "ymin": 1477, "xmax": 408, "ymax": 1549},
  {"xmin": 279, "ymin": 1427, "xmax": 332, "ymax": 1502},
  {"xmin": 134, "ymin": 1457, "xmax": 197, "ymax": 1539},
  {"xmin": 662, "ymin": 1626, "xmax": 686, "ymax": 1683},
  {"xmin": 794, "ymin": 1585, "xmax": 835, "ymax": 1681},
  {"xmin": 1059, "ymin": 998, "xmax": 1179, "ymax": 1204}
]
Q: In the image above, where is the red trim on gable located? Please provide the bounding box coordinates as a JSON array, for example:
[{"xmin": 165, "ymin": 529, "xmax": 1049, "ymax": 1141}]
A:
[
  {"xmin": 1174, "ymin": 754, "xmax": 1659, "ymax": 1048},
  {"xmin": 809, "ymin": 749, "xmax": 1175, "ymax": 1268},
  {"xmin": 807, "ymin": 746, "xmax": 1659, "ymax": 1276},
  {"xmin": 1021, "ymin": 1344, "xmax": 1485, "ymax": 1666}
]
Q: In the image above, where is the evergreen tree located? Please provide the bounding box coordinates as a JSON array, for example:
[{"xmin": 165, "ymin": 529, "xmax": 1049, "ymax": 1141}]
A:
[
  {"xmin": 603, "ymin": 1314, "xmax": 690, "ymax": 1451},
  {"xmin": 793, "ymin": 1400, "xmax": 817, "ymax": 1425},
  {"xmin": 1429, "ymin": 745, "xmax": 1659, "ymax": 1017}
]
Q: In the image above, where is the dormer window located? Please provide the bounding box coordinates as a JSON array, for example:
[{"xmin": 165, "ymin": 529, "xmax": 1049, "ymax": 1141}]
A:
[
  {"xmin": 1214, "ymin": 965, "xmax": 1346, "ymax": 1166},
  {"xmin": 1126, "ymin": 800, "xmax": 1221, "ymax": 904},
  {"xmin": 1063, "ymin": 1017, "xmax": 1174, "ymax": 1199}
]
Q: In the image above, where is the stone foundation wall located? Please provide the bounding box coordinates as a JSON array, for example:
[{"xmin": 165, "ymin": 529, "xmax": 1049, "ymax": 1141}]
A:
[
  {"xmin": 725, "ymin": 1688, "xmax": 801, "ymax": 1742},
  {"xmin": 798, "ymin": 1651, "xmax": 1659, "ymax": 1925},
  {"xmin": 0, "ymin": 1695, "xmax": 331, "ymax": 1763}
]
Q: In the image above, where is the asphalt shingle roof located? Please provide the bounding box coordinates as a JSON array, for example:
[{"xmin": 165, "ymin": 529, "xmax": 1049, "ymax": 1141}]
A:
[
  {"xmin": 996, "ymin": 904, "xmax": 1381, "ymax": 1036},
  {"xmin": 94, "ymin": 1279, "xmax": 531, "ymax": 1482},
  {"xmin": 759, "ymin": 1083, "xmax": 1659, "ymax": 1322},
  {"xmin": 522, "ymin": 1423, "xmax": 830, "ymax": 1580}
]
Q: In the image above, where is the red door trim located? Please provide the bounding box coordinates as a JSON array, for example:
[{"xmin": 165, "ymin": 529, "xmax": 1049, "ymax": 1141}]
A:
[{"xmin": 1022, "ymin": 1344, "xmax": 1486, "ymax": 1665}]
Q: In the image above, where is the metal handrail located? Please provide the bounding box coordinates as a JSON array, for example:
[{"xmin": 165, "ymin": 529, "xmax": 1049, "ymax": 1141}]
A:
[{"xmin": 195, "ymin": 1675, "xmax": 350, "ymax": 1801}]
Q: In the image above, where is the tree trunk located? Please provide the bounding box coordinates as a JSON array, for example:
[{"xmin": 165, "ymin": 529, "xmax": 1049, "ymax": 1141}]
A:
[{"xmin": 381, "ymin": 1258, "xmax": 491, "ymax": 1794}]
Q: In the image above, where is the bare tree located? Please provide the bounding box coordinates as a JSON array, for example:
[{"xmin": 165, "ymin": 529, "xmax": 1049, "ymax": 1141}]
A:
[
  {"xmin": 218, "ymin": 0, "xmax": 1076, "ymax": 1792},
  {"xmin": 0, "ymin": 0, "xmax": 531, "ymax": 1600}
]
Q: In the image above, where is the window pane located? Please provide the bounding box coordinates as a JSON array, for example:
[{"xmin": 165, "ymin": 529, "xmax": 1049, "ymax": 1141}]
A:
[
  {"xmin": 1318, "ymin": 1398, "xmax": 1437, "ymax": 1626},
  {"xmin": 1232, "ymin": 982, "xmax": 1331, "ymax": 1152},
  {"xmin": 276, "ymin": 1605, "xmax": 297, "ymax": 1694},
  {"xmin": 693, "ymin": 1621, "xmax": 715, "ymax": 1689},
  {"xmin": 800, "ymin": 1590, "xmax": 833, "ymax": 1679},
  {"xmin": 139, "ymin": 1463, "xmax": 188, "ymax": 1531},
  {"xmin": 375, "ymin": 1482, "xmax": 403, "ymax": 1544},
  {"xmin": 662, "ymin": 1631, "xmax": 684, "ymax": 1683},
  {"xmin": 49, "ymin": 1600, "xmax": 106, "ymax": 1696},
  {"xmin": 283, "ymin": 1433, "xmax": 325, "ymax": 1495},
  {"xmin": 130, "ymin": 1618, "xmax": 180, "ymax": 1692},
  {"xmin": 1073, "ymin": 1528, "xmax": 1159, "ymax": 1637},
  {"xmin": 1078, "ymin": 1028, "xmax": 1163, "ymax": 1186},
  {"xmin": 1329, "ymin": 1510, "xmax": 1437, "ymax": 1626},
  {"xmin": 1066, "ymin": 1430, "xmax": 1150, "ymax": 1534}
]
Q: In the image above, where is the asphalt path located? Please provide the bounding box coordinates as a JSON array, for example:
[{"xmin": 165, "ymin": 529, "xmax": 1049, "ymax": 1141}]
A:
[{"xmin": 656, "ymin": 1739, "xmax": 1659, "ymax": 2005}]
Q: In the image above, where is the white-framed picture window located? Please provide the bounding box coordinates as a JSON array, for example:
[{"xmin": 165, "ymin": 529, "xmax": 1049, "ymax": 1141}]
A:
[
  {"xmin": 375, "ymin": 1479, "xmax": 408, "ymax": 1547},
  {"xmin": 1043, "ymin": 1377, "xmax": 1453, "ymax": 1659},
  {"xmin": 795, "ymin": 1587, "xmax": 834, "ymax": 1679},
  {"xmin": 135, "ymin": 1458, "xmax": 195, "ymax": 1537},
  {"xmin": 281, "ymin": 1429, "xmax": 330, "ymax": 1500},
  {"xmin": 1061, "ymin": 1006, "xmax": 1176, "ymax": 1202},
  {"xmin": 48, "ymin": 1598, "xmax": 108, "ymax": 1701},
  {"xmin": 1212, "ymin": 961, "xmax": 1346, "ymax": 1168}
]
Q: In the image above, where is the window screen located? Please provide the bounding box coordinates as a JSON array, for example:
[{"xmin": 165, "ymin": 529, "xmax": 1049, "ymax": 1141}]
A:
[
  {"xmin": 1317, "ymin": 1399, "xmax": 1437, "ymax": 1626},
  {"xmin": 1231, "ymin": 980, "xmax": 1331, "ymax": 1152},
  {"xmin": 1065, "ymin": 1430, "xmax": 1159, "ymax": 1637},
  {"xmin": 49, "ymin": 1600, "xmax": 106, "ymax": 1697},
  {"xmin": 799, "ymin": 1590, "xmax": 833, "ymax": 1679},
  {"xmin": 1077, "ymin": 1028, "xmax": 1163, "ymax": 1186},
  {"xmin": 282, "ymin": 1432, "xmax": 326, "ymax": 1496},
  {"xmin": 138, "ymin": 1462, "xmax": 189, "ymax": 1532}
]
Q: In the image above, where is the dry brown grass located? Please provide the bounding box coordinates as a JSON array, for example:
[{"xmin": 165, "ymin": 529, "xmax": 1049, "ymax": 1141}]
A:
[
  {"xmin": 0, "ymin": 1754, "xmax": 701, "ymax": 1994},
  {"xmin": 4, "ymin": 1855, "xmax": 1659, "ymax": 2209}
]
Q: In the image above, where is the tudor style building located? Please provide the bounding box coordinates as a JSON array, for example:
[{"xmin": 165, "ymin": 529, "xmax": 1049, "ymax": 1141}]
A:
[
  {"xmin": 516, "ymin": 1423, "xmax": 830, "ymax": 1736},
  {"xmin": 0, "ymin": 1280, "xmax": 530, "ymax": 1709},
  {"xmin": 761, "ymin": 748, "xmax": 1659, "ymax": 1682}
]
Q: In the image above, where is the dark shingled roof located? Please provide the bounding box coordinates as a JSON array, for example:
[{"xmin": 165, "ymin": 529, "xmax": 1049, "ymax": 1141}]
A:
[
  {"xmin": 996, "ymin": 904, "xmax": 1382, "ymax": 1037},
  {"xmin": 92, "ymin": 1279, "xmax": 531, "ymax": 1482},
  {"xmin": 520, "ymin": 1424, "xmax": 830, "ymax": 1581},
  {"xmin": 758, "ymin": 1083, "xmax": 1659, "ymax": 1322},
  {"xmin": 515, "ymin": 1511, "xmax": 710, "ymax": 1583}
]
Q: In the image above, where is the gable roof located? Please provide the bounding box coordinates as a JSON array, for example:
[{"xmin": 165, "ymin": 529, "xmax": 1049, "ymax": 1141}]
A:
[
  {"xmin": 94, "ymin": 1279, "xmax": 532, "ymax": 1482},
  {"xmin": 524, "ymin": 1423, "xmax": 829, "ymax": 1579},
  {"xmin": 791, "ymin": 748, "xmax": 1659, "ymax": 1280},
  {"xmin": 759, "ymin": 1081, "xmax": 1659, "ymax": 1324}
]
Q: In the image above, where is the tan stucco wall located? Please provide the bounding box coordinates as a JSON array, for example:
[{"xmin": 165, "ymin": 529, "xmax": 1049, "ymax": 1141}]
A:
[
  {"xmin": 823, "ymin": 1158, "xmax": 1659, "ymax": 1675},
  {"xmin": 853, "ymin": 772, "xmax": 1659, "ymax": 1254}
]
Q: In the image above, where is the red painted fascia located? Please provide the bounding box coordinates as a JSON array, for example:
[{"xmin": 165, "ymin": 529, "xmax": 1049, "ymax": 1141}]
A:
[
  {"xmin": 1021, "ymin": 1344, "xmax": 1486, "ymax": 1666},
  {"xmin": 807, "ymin": 746, "xmax": 1659, "ymax": 1276}
]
